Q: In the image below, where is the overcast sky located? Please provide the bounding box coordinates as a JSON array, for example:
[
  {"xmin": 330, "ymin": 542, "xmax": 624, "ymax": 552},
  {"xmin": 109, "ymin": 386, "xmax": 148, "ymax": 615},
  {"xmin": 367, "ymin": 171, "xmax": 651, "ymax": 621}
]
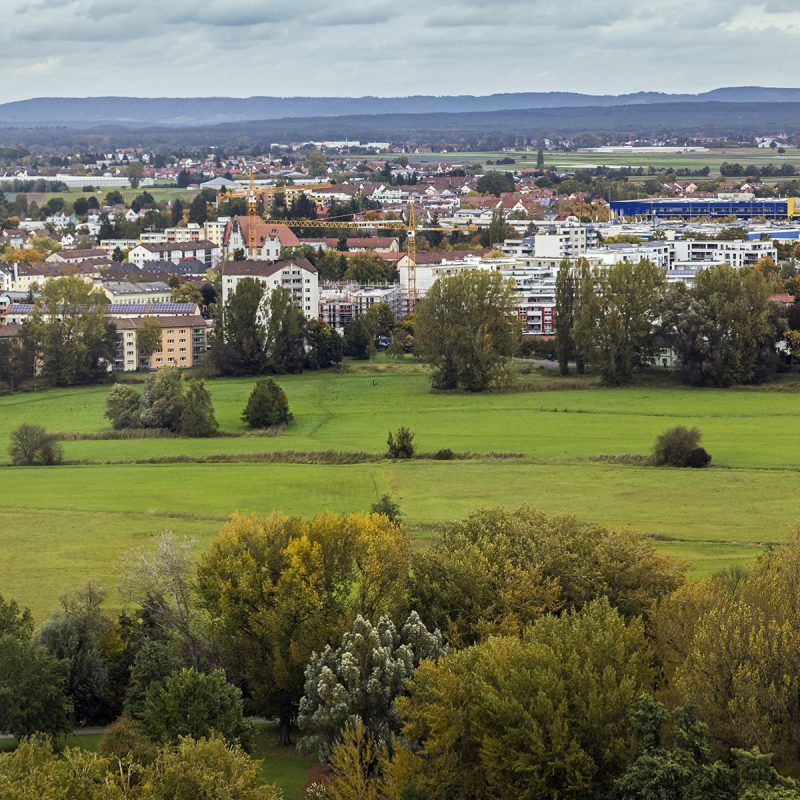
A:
[{"xmin": 2, "ymin": 0, "xmax": 798, "ymax": 102}]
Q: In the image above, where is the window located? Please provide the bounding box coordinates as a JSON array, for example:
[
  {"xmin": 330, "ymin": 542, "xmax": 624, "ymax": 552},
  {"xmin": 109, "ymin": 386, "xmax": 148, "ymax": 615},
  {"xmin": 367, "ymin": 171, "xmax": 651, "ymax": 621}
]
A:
[{"xmin": 167, "ymin": 348, "xmax": 174, "ymax": 353}]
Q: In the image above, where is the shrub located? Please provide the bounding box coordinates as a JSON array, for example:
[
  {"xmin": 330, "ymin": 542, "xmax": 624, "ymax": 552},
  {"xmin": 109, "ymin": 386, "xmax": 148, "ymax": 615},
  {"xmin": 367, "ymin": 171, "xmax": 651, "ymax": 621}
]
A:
[
  {"xmin": 386, "ymin": 426, "xmax": 415, "ymax": 458},
  {"xmin": 653, "ymin": 426, "xmax": 710, "ymax": 468},
  {"xmin": 9, "ymin": 424, "xmax": 63, "ymax": 466},
  {"xmin": 98, "ymin": 712, "xmax": 158, "ymax": 764},
  {"xmin": 241, "ymin": 378, "xmax": 291, "ymax": 429},
  {"xmin": 432, "ymin": 448, "xmax": 455, "ymax": 460},
  {"xmin": 370, "ymin": 494, "xmax": 402, "ymax": 523},
  {"xmin": 179, "ymin": 379, "xmax": 218, "ymax": 437},
  {"xmin": 140, "ymin": 667, "xmax": 254, "ymax": 751},
  {"xmin": 686, "ymin": 446, "xmax": 712, "ymax": 468},
  {"xmin": 139, "ymin": 367, "xmax": 185, "ymax": 431},
  {"xmin": 105, "ymin": 384, "xmax": 142, "ymax": 429}
]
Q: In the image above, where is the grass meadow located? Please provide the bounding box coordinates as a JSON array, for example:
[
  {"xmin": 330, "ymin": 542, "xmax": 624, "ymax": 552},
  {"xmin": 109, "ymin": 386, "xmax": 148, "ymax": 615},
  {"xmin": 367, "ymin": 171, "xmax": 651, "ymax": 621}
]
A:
[
  {"xmin": 394, "ymin": 146, "xmax": 800, "ymax": 178},
  {"xmin": 2, "ymin": 359, "xmax": 800, "ymax": 617}
]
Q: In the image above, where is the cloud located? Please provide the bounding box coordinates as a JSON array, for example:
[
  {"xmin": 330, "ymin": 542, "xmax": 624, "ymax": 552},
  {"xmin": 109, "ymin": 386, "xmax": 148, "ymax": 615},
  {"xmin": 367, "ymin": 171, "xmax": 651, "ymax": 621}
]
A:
[{"xmin": 0, "ymin": 0, "xmax": 798, "ymax": 102}]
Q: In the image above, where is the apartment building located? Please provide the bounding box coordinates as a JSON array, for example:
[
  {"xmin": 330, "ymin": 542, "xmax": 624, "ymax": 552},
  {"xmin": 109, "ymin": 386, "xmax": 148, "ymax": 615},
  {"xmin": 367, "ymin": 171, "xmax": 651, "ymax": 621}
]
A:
[
  {"xmin": 533, "ymin": 219, "xmax": 600, "ymax": 259},
  {"xmin": 97, "ymin": 281, "xmax": 173, "ymax": 305},
  {"xmin": 127, "ymin": 240, "xmax": 221, "ymax": 269},
  {"xmin": 672, "ymin": 239, "xmax": 776, "ymax": 267},
  {"xmin": 112, "ymin": 314, "xmax": 212, "ymax": 372},
  {"xmin": 222, "ymin": 258, "xmax": 319, "ymax": 319}
]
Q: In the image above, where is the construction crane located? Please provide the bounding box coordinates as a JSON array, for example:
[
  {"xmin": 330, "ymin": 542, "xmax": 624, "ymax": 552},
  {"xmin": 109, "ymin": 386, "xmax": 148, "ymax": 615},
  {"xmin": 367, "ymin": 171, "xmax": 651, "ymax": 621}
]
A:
[
  {"xmin": 216, "ymin": 170, "xmax": 332, "ymax": 256},
  {"xmin": 278, "ymin": 205, "xmax": 474, "ymax": 313},
  {"xmin": 217, "ymin": 171, "xmax": 475, "ymax": 311}
]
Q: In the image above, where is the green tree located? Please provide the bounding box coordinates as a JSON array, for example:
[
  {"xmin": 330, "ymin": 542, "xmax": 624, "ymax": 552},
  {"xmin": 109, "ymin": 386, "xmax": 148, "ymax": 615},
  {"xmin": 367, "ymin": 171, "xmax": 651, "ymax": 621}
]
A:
[
  {"xmin": 343, "ymin": 251, "xmax": 393, "ymax": 284},
  {"xmin": 8, "ymin": 424, "xmax": 63, "ymax": 466},
  {"xmin": 141, "ymin": 668, "xmax": 253, "ymax": 750},
  {"xmin": 105, "ymin": 190, "xmax": 124, "ymax": 205},
  {"xmin": 343, "ymin": 317, "xmax": 375, "ymax": 360},
  {"xmin": 390, "ymin": 600, "xmax": 652, "ymax": 800},
  {"xmin": 196, "ymin": 512, "xmax": 411, "ymax": 746},
  {"xmin": 614, "ymin": 696, "xmax": 734, "ymax": 800},
  {"xmin": 124, "ymin": 640, "xmax": 184, "ymax": 719},
  {"xmin": 298, "ymin": 612, "xmax": 446, "ymax": 762},
  {"xmin": 536, "ymin": 146, "xmax": 545, "ymax": 169},
  {"xmin": 415, "ymin": 270, "xmax": 520, "ymax": 391},
  {"xmin": 188, "ymin": 193, "xmax": 208, "ymax": 225},
  {"xmin": 179, "ymin": 379, "xmax": 218, "ymax": 437},
  {"xmin": 554, "ymin": 258, "xmax": 576, "ymax": 375},
  {"xmin": 171, "ymin": 198, "xmax": 185, "ymax": 225},
  {"xmin": 27, "ymin": 276, "xmax": 116, "ymax": 387},
  {"xmin": 38, "ymin": 581, "xmax": 112, "ymax": 724},
  {"xmin": 482, "ymin": 206, "xmax": 513, "ymax": 247},
  {"xmin": 476, "ymin": 171, "xmax": 515, "ymax": 196},
  {"xmin": 139, "ymin": 367, "xmax": 185, "ymax": 431},
  {"xmin": 0, "ymin": 336, "xmax": 35, "ymax": 391},
  {"xmin": 573, "ymin": 260, "xmax": 666, "ymax": 386},
  {"xmin": 212, "ymin": 277, "xmax": 267, "ymax": 376},
  {"xmin": 304, "ymin": 319, "xmax": 343, "ymax": 369},
  {"xmin": 409, "ymin": 506, "xmax": 683, "ymax": 646},
  {"xmin": 365, "ymin": 302, "xmax": 394, "ymax": 337},
  {"xmin": 127, "ymin": 162, "xmax": 144, "ymax": 189},
  {"xmin": 386, "ymin": 426, "xmax": 415, "ymax": 458},
  {"xmin": 660, "ymin": 265, "xmax": 784, "ymax": 387},
  {"xmin": 306, "ymin": 149, "xmax": 328, "ymax": 177},
  {"xmin": 241, "ymin": 378, "xmax": 291, "ymax": 428},
  {"xmin": 105, "ymin": 384, "xmax": 142, "ymax": 429},
  {"xmin": 317, "ymin": 250, "xmax": 347, "ymax": 281},
  {"xmin": 0, "ymin": 637, "xmax": 71, "ymax": 738},
  {"xmin": 143, "ymin": 735, "xmax": 281, "ymax": 799},
  {"xmin": 172, "ymin": 282, "xmax": 203, "ymax": 305},
  {"xmin": 136, "ymin": 317, "xmax": 163, "ymax": 365},
  {"xmin": 265, "ymin": 285, "xmax": 306, "ymax": 374},
  {"xmin": 673, "ymin": 535, "xmax": 800, "ymax": 762}
]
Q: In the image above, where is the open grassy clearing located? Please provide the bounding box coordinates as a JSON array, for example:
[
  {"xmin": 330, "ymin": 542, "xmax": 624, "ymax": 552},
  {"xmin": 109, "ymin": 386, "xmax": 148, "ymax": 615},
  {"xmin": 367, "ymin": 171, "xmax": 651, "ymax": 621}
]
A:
[
  {"xmin": 5, "ymin": 187, "xmax": 199, "ymax": 207},
  {"xmin": 2, "ymin": 361, "xmax": 800, "ymax": 616},
  {"xmin": 392, "ymin": 147, "xmax": 800, "ymax": 178}
]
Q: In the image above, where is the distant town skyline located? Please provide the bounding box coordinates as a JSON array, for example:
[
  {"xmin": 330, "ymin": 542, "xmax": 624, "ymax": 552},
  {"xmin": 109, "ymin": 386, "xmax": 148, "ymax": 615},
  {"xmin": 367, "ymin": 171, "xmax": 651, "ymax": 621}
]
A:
[{"xmin": 2, "ymin": 0, "xmax": 798, "ymax": 104}]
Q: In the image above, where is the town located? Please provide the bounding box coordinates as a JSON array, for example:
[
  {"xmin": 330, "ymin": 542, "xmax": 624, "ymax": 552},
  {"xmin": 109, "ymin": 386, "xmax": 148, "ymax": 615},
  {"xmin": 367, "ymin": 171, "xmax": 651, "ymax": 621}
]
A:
[{"xmin": 2, "ymin": 142, "xmax": 799, "ymax": 375}]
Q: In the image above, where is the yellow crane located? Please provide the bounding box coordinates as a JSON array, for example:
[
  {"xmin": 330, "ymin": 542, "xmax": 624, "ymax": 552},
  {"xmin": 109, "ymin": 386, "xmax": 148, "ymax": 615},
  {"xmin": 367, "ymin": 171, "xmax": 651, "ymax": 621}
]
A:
[
  {"xmin": 217, "ymin": 171, "xmax": 475, "ymax": 311},
  {"xmin": 278, "ymin": 206, "xmax": 475, "ymax": 312},
  {"xmin": 216, "ymin": 170, "xmax": 332, "ymax": 255}
]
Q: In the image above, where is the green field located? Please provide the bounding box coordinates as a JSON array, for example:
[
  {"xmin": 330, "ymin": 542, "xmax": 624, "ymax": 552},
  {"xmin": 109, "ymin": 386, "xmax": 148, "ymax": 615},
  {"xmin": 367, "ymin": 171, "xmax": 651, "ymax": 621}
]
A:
[
  {"xmin": 2, "ymin": 361, "xmax": 800, "ymax": 617},
  {"xmin": 394, "ymin": 147, "xmax": 800, "ymax": 178},
  {"xmin": 5, "ymin": 187, "xmax": 199, "ymax": 207}
]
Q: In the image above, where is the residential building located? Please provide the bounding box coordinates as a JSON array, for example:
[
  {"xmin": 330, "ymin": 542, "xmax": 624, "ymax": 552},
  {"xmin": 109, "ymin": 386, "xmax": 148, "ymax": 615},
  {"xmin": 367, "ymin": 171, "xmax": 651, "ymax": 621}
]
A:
[
  {"xmin": 127, "ymin": 240, "xmax": 221, "ymax": 269},
  {"xmin": 97, "ymin": 281, "xmax": 173, "ymax": 305},
  {"xmin": 222, "ymin": 258, "xmax": 319, "ymax": 319},
  {"xmin": 222, "ymin": 218, "xmax": 300, "ymax": 260},
  {"xmin": 113, "ymin": 314, "xmax": 212, "ymax": 372}
]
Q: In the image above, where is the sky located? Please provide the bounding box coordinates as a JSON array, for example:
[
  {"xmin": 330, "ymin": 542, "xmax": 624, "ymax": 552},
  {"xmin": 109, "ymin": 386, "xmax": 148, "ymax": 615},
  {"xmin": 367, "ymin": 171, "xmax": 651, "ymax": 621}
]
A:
[{"xmin": 2, "ymin": 0, "xmax": 799, "ymax": 102}]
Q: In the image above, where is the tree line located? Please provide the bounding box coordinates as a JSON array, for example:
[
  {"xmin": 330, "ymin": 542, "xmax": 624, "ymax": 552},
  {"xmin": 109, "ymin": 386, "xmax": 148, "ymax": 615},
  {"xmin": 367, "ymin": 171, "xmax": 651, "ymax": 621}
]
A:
[
  {"xmin": 3, "ymin": 507, "xmax": 800, "ymax": 798},
  {"xmin": 555, "ymin": 259, "xmax": 787, "ymax": 386}
]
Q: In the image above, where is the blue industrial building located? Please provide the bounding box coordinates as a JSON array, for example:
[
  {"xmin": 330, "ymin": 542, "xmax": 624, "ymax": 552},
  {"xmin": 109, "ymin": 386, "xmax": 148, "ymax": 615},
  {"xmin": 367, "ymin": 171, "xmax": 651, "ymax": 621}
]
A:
[{"xmin": 610, "ymin": 198, "xmax": 800, "ymax": 220}]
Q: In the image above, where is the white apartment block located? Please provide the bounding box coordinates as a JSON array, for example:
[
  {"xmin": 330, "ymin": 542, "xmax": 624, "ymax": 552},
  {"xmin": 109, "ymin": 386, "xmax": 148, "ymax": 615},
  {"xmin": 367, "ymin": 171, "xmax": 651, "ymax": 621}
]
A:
[
  {"xmin": 672, "ymin": 239, "xmax": 776, "ymax": 267},
  {"xmin": 533, "ymin": 220, "xmax": 600, "ymax": 259},
  {"xmin": 222, "ymin": 258, "xmax": 319, "ymax": 320}
]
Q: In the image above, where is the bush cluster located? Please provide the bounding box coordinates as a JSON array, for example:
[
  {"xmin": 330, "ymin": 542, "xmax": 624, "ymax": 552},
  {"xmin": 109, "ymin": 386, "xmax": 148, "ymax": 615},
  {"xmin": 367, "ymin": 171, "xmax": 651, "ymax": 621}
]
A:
[{"xmin": 653, "ymin": 426, "xmax": 711, "ymax": 468}]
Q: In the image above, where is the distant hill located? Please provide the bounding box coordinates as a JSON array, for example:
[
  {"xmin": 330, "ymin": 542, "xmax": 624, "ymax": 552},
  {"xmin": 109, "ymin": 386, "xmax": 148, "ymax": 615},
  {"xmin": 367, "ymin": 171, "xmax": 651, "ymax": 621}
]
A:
[
  {"xmin": 1, "ymin": 100, "xmax": 798, "ymax": 150},
  {"xmin": 2, "ymin": 87, "xmax": 800, "ymax": 127}
]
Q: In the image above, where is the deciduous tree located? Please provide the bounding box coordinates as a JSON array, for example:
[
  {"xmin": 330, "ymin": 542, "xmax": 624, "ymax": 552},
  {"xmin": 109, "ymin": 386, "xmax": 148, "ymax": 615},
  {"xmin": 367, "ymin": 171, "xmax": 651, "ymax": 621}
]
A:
[{"xmin": 415, "ymin": 270, "xmax": 520, "ymax": 391}]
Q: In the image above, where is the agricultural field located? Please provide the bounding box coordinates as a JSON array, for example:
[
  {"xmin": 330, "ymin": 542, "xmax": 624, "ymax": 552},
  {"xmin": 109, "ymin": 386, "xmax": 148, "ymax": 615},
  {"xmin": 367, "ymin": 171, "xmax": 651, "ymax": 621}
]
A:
[
  {"xmin": 396, "ymin": 146, "xmax": 800, "ymax": 178},
  {"xmin": 2, "ymin": 359, "xmax": 800, "ymax": 618},
  {"xmin": 3, "ymin": 186, "xmax": 199, "ymax": 208}
]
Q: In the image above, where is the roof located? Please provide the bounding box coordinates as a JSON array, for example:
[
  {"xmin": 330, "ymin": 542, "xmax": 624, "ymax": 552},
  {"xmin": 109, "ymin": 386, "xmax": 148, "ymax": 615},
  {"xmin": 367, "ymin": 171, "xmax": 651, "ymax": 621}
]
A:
[
  {"xmin": 0, "ymin": 324, "xmax": 23, "ymax": 338},
  {"xmin": 136, "ymin": 240, "xmax": 217, "ymax": 253},
  {"xmin": 54, "ymin": 248, "xmax": 107, "ymax": 261},
  {"xmin": 224, "ymin": 218, "xmax": 301, "ymax": 249},
  {"xmin": 99, "ymin": 281, "xmax": 171, "ymax": 295},
  {"xmin": 114, "ymin": 315, "xmax": 212, "ymax": 330},
  {"xmin": 106, "ymin": 303, "xmax": 199, "ymax": 315},
  {"xmin": 225, "ymin": 257, "xmax": 317, "ymax": 277}
]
